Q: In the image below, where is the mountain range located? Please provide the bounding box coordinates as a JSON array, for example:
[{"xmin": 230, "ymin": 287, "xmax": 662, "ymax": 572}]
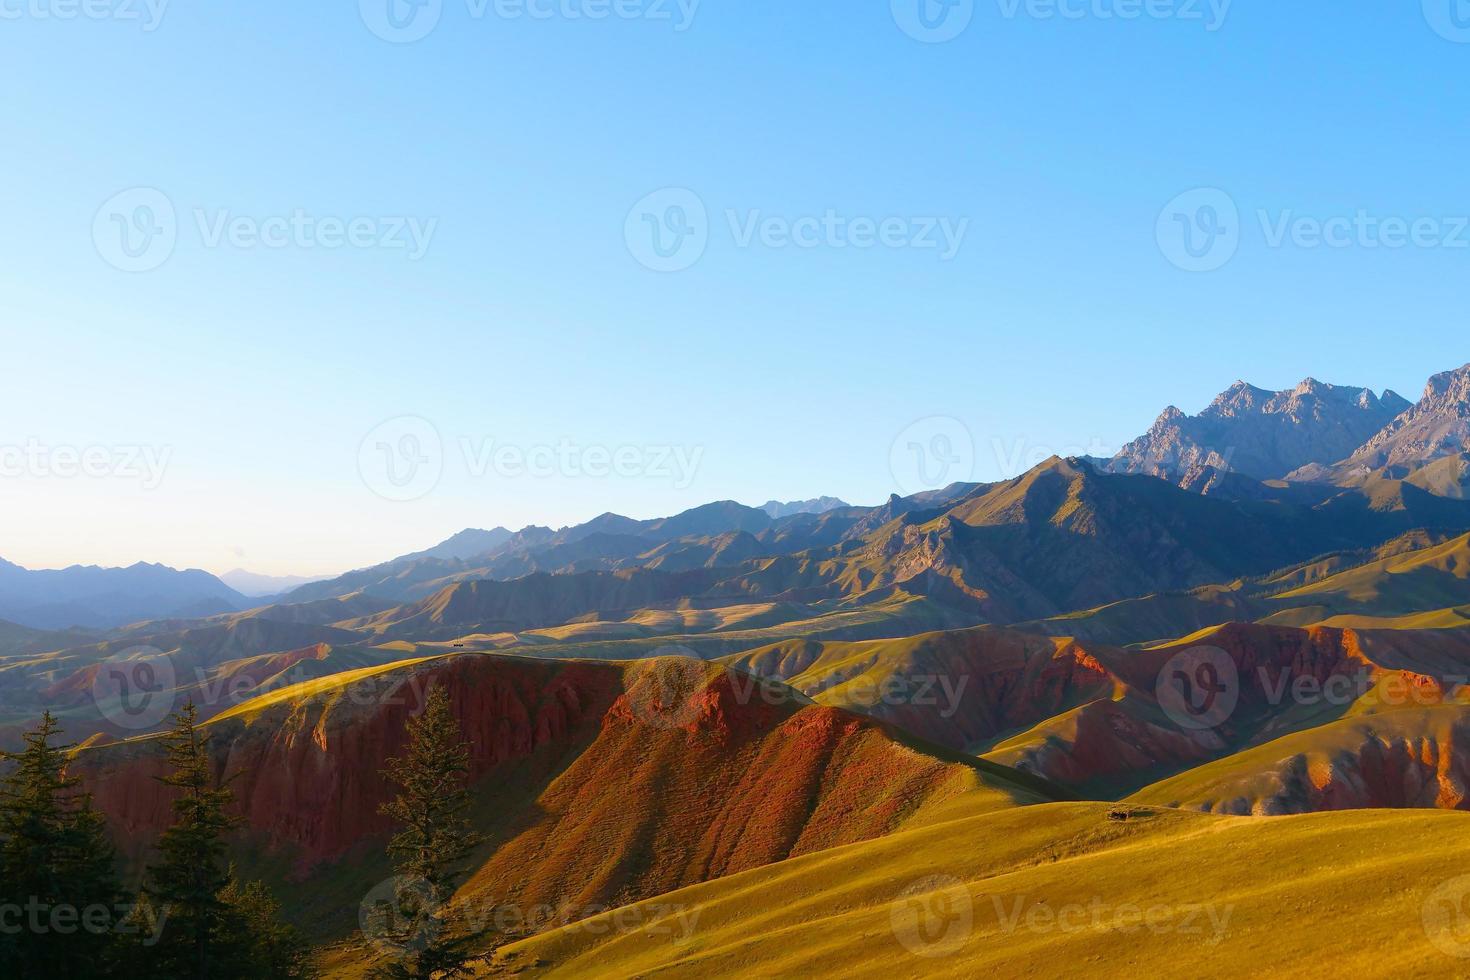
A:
[
  {"xmin": 0, "ymin": 558, "xmax": 248, "ymax": 630},
  {"xmin": 7, "ymin": 359, "xmax": 1470, "ymax": 976},
  {"xmin": 1110, "ymin": 362, "xmax": 1470, "ymax": 496}
]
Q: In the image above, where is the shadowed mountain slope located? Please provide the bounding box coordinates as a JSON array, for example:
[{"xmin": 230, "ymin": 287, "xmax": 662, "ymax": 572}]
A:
[{"xmin": 1011, "ymin": 529, "xmax": 1470, "ymax": 645}]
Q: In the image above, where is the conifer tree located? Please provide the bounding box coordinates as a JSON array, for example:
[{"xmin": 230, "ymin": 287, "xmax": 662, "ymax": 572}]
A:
[
  {"xmin": 146, "ymin": 701, "xmax": 240, "ymax": 979},
  {"xmin": 0, "ymin": 711, "xmax": 122, "ymax": 976},
  {"xmin": 369, "ymin": 684, "xmax": 485, "ymax": 980},
  {"xmin": 217, "ymin": 868, "xmax": 315, "ymax": 979}
]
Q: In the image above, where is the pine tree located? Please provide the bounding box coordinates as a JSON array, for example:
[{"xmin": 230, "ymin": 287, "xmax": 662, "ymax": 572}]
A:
[
  {"xmin": 145, "ymin": 701, "xmax": 240, "ymax": 979},
  {"xmin": 369, "ymin": 684, "xmax": 485, "ymax": 980},
  {"xmin": 217, "ymin": 868, "xmax": 315, "ymax": 979},
  {"xmin": 0, "ymin": 711, "xmax": 123, "ymax": 976}
]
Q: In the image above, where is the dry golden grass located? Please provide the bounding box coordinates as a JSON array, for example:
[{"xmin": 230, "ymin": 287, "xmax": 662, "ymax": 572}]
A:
[{"xmin": 486, "ymin": 798, "xmax": 1470, "ymax": 979}]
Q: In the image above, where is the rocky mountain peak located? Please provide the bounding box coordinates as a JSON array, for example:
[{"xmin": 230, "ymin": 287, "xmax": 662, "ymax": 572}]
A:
[
  {"xmin": 1111, "ymin": 376, "xmax": 1405, "ymax": 483},
  {"xmin": 1338, "ymin": 363, "xmax": 1470, "ymax": 473},
  {"xmin": 1423, "ymin": 362, "xmax": 1470, "ymax": 405},
  {"xmin": 1202, "ymin": 381, "xmax": 1272, "ymax": 418},
  {"xmin": 1155, "ymin": 405, "xmax": 1187, "ymax": 427}
]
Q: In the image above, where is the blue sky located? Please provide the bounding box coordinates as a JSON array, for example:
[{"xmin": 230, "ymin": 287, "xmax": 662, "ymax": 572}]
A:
[{"xmin": 2, "ymin": 2, "xmax": 1468, "ymax": 576}]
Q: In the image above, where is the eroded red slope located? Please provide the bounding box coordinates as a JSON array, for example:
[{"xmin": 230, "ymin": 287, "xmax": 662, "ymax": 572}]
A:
[{"xmin": 71, "ymin": 653, "xmax": 1050, "ymax": 938}]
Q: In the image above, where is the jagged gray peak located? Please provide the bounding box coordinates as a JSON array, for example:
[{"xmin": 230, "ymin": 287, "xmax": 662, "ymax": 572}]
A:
[
  {"xmin": 1320, "ymin": 362, "xmax": 1470, "ymax": 475},
  {"xmin": 1110, "ymin": 377, "xmax": 1410, "ymax": 482}
]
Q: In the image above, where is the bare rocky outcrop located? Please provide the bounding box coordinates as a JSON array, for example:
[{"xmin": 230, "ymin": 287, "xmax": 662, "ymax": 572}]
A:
[
  {"xmin": 1291, "ymin": 362, "xmax": 1470, "ymax": 488},
  {"xmin": 1110, "ymin": 378, "xmax": 1409, "ymax": 483}
]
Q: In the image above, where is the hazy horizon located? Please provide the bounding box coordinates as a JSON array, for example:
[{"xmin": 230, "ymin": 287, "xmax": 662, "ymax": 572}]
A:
[{"xmin": 6, "ymin": 4, "xmax": 1469, "ymax": 575}]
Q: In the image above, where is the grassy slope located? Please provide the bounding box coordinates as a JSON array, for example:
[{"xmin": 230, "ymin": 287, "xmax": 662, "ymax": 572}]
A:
[
  {"xmin": 486, "ymin": 800, "xmax": 1470, "ymax": 979},
  {"xmin": 420, "ymin": 593, "xmax": 982, "ymax": 663},
  {"xmin": 1126, "ymin": 700, "xmax": 1470, "ymax": 814},
  {"xmin": 1014, "ymin": 531, "xmax": 1470, "ymax": 646},
  {"xmin": 1310, "ymin": 606, "xmax": 1470, "ymax": 630},
  {"xmin": 80, "ymin": 649, "xmax": 1061, "ymax": 973}
]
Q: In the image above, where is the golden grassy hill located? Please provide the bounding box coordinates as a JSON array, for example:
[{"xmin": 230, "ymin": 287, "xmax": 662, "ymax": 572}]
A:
[{"xmin": 487, "ymin": 799, "xmax": 1470, "ymax": 979}]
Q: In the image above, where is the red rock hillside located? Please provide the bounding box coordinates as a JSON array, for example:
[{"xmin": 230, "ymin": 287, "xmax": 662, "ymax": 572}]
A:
[{"xmin": 69, "ymin": 652, "xmax": 1054, "ymax": 942}]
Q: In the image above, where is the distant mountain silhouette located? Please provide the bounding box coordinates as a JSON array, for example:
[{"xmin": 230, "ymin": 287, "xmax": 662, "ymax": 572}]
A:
[
  {"xmin": 219, "ymin": 568, "xmax": 331, "ymax": 597},
  {"xmin": 760, "ymin": 496, "xmax": 849, "ymax": 518},
  {"xmin": 0, "ymin": 558, "xmax": 247, "ymax": 629}
]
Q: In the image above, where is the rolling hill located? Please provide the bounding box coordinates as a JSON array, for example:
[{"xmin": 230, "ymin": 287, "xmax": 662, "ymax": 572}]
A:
[
  {"xmin": 1013, "ymin": 529, "xmax": 1470, "ymax": 645},
  {"xmin": 488, "ymin": 799, "xmax": 1470, "ymax": 979},
  {"xmin": 728, "ymin": 619, "xmax": 1470, "ymax": 799},
  {"xmin": 71, "ymin": 651, "xmax": 1058, "ymax": 959}
]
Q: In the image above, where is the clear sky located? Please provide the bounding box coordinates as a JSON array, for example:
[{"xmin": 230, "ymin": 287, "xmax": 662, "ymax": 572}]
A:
[{"xmin": 2, "ymin": 2, "xmax": 1468, "ymax": 576}]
